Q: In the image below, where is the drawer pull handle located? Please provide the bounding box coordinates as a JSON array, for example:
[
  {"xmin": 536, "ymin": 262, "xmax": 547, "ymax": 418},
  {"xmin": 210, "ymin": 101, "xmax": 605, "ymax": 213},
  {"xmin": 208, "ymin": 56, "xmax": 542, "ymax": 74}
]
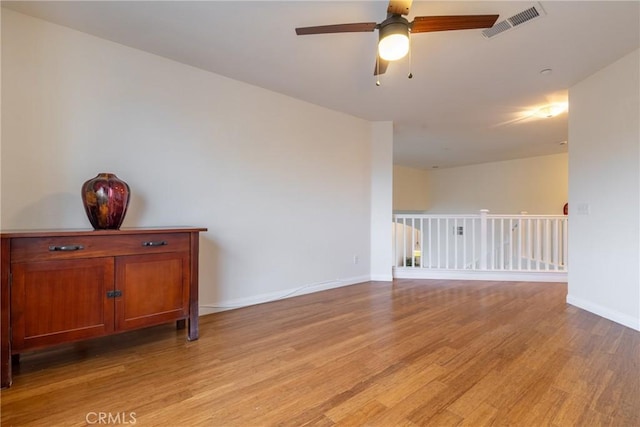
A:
[
  {"xmin": 142, "ymin": 240, "xmax": 168, "ymax": 247},
  {"xmin": 49, "ymin": 245, "xmax": 84, "ymax": 252}
]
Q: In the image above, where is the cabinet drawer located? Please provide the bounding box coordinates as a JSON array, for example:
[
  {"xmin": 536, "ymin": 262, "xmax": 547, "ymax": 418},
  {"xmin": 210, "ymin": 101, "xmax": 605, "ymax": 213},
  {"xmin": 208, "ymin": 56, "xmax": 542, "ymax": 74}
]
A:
[{"xmin": 10, "ymin": 233, "xmax": 190, "ymax": 263}]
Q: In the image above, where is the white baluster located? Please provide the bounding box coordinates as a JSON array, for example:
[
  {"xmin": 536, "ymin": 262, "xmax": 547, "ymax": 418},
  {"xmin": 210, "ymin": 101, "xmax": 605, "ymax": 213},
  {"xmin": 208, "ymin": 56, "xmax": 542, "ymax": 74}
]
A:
[{"xmin": 479, "ymin": 209, "xmax": 488, "ymax": 270}]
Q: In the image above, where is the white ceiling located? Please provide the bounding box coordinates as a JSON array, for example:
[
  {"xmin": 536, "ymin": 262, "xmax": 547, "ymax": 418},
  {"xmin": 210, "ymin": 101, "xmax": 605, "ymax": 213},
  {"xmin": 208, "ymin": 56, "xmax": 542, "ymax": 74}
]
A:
[{"xmin": 4, "ymin": 1, "xmax": 639, "ymax": 169}]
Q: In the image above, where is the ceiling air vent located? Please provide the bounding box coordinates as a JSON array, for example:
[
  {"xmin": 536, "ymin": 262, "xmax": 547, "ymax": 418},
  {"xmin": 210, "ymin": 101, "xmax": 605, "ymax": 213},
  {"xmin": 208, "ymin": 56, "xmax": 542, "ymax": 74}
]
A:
[
  {"xmin": 482, "ymin": 20, "xmax": 512, "ymax": 38},
  {"xmin": 482, "ymin": 3, "xmax": 546, "ymax": 39}
]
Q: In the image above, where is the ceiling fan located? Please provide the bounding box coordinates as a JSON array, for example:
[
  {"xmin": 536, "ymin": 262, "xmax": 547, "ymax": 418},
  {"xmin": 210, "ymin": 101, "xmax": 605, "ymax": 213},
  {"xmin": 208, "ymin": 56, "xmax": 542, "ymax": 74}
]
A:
[{"xmin": 295, "ymin": 0, "xmax": 499, "ymax": 77}]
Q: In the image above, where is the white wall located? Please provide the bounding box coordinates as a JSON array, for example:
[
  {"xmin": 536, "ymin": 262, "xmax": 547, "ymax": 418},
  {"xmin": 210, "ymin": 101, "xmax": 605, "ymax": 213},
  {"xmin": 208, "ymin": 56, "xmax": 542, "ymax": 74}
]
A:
[
  {"xmin": 425, "ymin": 154, "xmax": 568, "ymax": 214},
  {"xmin": 393, "ymin": 165, "xmax": 429, "ymax": 212},
  {"xmin": 568, "ymin": 49, "xmax": 640, "ymax": 330},
  {"xmin": 1, "ymin": 9, "xmax": 375, "ymax": 312}
]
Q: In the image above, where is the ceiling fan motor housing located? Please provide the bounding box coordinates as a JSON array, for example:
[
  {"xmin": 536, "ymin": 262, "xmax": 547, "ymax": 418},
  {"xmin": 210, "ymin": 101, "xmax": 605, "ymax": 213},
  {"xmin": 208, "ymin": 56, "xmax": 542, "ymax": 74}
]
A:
[{"xmin": 378, "ymin": 14, "xmax": 410, "ymax": 35}]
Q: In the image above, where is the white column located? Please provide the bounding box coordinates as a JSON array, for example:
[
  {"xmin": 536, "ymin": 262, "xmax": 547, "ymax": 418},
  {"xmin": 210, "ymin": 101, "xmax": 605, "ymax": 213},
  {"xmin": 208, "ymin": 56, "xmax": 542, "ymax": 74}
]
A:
[{"xmin": 370, "ymin": 121, "xmax": 394, "ymax": 281}]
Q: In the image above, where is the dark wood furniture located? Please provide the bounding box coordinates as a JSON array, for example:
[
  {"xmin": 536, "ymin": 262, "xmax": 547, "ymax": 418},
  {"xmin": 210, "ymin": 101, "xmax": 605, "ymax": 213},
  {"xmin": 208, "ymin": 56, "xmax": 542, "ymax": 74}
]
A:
[{"xmin": 0, "ymin": 227, "xmax": 206, "ymax": 388}]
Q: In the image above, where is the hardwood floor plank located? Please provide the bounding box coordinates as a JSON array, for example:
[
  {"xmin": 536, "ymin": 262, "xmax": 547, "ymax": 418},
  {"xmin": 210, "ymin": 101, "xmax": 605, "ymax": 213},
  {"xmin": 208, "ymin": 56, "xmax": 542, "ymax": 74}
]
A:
[
  {"xmin": 2, "ymin": 279, "xmax": 639, "ymax": 426},
  {"xmin": 459, "ymin": 402, "xmax": 498, "ymax": 426},
  {"xmin": 366, "ymin": 381, "xmax": 450, "ymax": 426},
  {"xmin": 332, "ymin": 399, "xmax": 387, "ymax": 426}
]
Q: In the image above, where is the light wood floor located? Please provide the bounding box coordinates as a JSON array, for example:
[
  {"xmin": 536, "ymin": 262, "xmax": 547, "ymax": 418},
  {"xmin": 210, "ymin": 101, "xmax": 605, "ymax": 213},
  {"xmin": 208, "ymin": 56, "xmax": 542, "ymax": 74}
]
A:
[{"xmin": 2, "ymin": 279, "xmax": 639, "ymax": 426}]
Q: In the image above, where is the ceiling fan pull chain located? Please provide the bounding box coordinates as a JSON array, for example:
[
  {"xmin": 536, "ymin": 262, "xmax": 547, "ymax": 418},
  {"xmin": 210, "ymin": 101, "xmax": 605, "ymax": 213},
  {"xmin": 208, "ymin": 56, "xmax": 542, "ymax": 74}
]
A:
[
  {"xmin": 376, "ymin": 54, "xmax": 381, "ymax": 86},
  {"xmin": 408, "ymin": 33, "xmax": 413, "ymax": 79}
]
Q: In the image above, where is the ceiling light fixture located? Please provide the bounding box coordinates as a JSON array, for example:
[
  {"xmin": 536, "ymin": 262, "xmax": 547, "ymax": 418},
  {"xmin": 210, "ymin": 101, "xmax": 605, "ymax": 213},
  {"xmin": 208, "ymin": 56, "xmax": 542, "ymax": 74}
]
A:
[
  {"xmin": 378, "ymin": 16, "xmax": 410, "ymax": 61},
  {"xmin": 534, "ymin": 102, "xmax": 568, "ymax": 118}
]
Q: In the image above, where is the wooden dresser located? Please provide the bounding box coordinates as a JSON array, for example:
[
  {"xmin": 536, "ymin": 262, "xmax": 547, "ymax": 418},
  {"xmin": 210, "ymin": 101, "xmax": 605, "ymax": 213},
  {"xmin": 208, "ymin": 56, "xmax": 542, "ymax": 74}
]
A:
[{"xmin": 0, "ymin": 227, "xmax": 206, "ymax": 388}]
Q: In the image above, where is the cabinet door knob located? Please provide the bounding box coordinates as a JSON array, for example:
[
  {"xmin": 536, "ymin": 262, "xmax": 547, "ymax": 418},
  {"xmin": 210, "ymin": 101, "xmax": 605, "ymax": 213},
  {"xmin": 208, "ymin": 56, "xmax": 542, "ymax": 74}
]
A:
[
  {"xmin": 48, "ymin": 245, "xmax": 84, "ymax": 251},
  {"xmin": 142, "ymin": 241, "xmax": 168, "ymax": 247}
]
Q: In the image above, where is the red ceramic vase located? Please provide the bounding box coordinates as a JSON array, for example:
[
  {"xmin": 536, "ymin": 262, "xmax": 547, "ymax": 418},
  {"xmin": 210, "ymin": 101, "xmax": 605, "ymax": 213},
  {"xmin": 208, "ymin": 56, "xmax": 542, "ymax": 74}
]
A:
[{"xmin": 81, "ymin": 173, "xmax": 130, "ymax": 230}]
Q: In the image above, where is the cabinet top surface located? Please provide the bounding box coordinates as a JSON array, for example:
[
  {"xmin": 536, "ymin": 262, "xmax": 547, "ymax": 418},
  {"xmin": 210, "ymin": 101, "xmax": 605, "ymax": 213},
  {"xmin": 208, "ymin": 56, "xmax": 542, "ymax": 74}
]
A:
[{"xmin": 0, "ymin": 227, "xmax": 207, "ymax": 239}]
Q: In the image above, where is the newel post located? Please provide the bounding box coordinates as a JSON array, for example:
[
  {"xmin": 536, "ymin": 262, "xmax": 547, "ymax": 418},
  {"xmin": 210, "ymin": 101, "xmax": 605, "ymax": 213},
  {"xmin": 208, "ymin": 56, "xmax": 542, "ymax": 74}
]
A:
[{"xmin": 479, "ymin": 209, "xmax": 489, "ymax": 270}]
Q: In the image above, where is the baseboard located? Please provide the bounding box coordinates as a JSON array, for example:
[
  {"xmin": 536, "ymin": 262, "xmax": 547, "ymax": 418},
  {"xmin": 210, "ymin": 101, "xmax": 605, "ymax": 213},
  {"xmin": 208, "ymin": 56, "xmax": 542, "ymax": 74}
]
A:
[
  {"xmin": 199, "ymin": 275, "xmax": 371, "ymax": 315},
  {"xmin": 566, "ymin": 294, "xmax": 640, "ymax": 331},
  {"xmin": 370, "ymin": 274, "xmax": 393, "ymax": 282},
  {"xmin": 393, "ymin": 268, "xmax": 567, "ymax": 283}
]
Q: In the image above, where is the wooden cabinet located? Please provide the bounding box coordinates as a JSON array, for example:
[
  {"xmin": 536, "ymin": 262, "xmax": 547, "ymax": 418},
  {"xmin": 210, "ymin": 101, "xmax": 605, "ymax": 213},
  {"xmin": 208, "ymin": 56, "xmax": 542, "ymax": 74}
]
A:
[{"xmin": 1, "ymin": 227, "xmax": 206, "ymax": 388}]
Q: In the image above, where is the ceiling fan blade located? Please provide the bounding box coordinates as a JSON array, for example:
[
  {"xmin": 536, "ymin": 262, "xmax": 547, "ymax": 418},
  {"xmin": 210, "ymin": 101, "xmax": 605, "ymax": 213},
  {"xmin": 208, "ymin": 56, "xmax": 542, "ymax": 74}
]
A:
[
  {"xmin": 374, "ymin": 56, "xmax": 389, "ymax": 76},
  {"xmin": 295, "ymin": 22, "xmax": 377, "ymax": 35},
  {"xmin": 410, "ymin": 15, "xmax": 499, "ymax": 33},
  {"xmin": 387, "ymin": 0, "xmax": 413, "ymax": 16}
]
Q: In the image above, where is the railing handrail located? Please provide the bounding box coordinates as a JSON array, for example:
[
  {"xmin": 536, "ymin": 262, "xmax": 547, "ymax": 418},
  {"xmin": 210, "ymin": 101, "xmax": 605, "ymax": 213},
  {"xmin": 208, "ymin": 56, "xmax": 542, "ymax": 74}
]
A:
[
  {"xmin": 393, "ymin": 214, "xmax": 477, "ymax": 219},
  {"xmin": 393, "ymin": 213, "xmax": 566, "ymax": 219},
  {"xmin": 487, "ymin": 214, "xmax": 566, "ymax": 219}
]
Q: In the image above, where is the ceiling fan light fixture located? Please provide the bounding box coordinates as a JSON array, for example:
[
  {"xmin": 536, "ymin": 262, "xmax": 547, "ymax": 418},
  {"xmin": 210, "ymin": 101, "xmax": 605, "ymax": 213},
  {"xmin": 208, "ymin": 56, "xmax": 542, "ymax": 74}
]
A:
[
  {"xmin": 378, "ymin": 19, "xmax": 409, "ymax": 61},
  {"xmin": 534, "ymin": 102, "xmax": 568, "ymax": 118}
]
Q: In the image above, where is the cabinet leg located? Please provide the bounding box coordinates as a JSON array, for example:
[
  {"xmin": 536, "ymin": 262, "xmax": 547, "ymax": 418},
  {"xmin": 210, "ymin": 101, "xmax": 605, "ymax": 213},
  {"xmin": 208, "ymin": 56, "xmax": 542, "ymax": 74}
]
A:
[
  {"xmin": 176, "ymin": 319, "xmax": 186, "ymax": 330},
  {"xmin": 1, "ymin": 353, "xmax": 11, "ymax": 388},
  {"xmin": 187, "ymin": 316, "xmax": 199, "ymax": 341}
]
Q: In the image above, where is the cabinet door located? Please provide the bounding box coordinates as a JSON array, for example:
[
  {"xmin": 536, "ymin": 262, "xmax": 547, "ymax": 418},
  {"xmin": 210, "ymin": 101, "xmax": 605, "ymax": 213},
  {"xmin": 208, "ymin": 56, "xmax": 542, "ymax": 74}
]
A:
[
  {"xmin": 115, "ymin": 252, "xmax": 189, "ymax": 331},
  {"xmin": 11, "ymin": 258, "xmax": 115, "ymax": 352}
]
